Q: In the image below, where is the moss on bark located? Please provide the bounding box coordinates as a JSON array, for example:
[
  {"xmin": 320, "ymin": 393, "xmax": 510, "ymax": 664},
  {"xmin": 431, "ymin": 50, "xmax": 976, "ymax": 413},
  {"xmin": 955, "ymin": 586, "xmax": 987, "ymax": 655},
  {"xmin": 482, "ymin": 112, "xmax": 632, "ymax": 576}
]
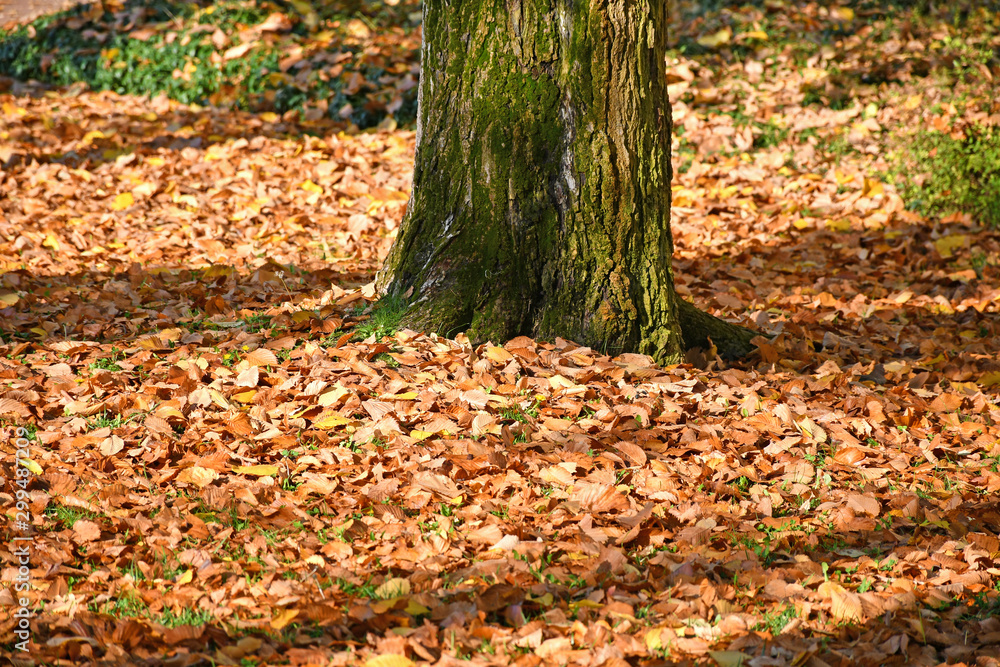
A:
[{"xmin": 377, "ymin": 0, "xmax": 755, "ymax": 365}]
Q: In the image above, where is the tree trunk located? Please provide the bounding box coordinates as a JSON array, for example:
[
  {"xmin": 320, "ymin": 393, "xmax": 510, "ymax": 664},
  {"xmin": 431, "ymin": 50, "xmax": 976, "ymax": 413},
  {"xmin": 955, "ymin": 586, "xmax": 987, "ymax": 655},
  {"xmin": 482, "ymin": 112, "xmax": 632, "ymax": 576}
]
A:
[{"xmin": 376, "ymin": 0, "xmax": 755, "ymax": 364}]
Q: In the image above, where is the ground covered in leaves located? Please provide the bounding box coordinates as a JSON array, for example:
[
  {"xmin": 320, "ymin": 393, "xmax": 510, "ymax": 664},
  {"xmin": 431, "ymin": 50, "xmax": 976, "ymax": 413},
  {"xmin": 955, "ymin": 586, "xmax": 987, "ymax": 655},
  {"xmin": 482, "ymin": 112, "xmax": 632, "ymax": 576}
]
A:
[{"xmin": 2, "ymin": 1, "xmax": 1000, "ymax": 666}]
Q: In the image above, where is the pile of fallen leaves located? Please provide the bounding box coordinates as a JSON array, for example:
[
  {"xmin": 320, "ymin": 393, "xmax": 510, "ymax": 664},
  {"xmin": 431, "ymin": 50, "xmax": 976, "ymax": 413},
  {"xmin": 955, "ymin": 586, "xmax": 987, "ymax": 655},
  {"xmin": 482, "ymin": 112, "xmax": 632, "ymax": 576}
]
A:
[{"xmin": 2, "ymin": 1, "xmax": 1000, "ymax": 666}]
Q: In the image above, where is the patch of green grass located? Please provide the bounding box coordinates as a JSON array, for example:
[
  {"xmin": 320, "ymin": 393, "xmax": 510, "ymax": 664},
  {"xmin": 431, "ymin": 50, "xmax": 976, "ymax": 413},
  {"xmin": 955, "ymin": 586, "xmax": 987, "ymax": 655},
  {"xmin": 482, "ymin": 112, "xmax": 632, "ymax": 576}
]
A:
[
  {"xmin": 89, "ymin": 347, "xmax": 124, "ymax": 372},
  {"xmin": 499, "ymin": 395, "xmax": 540, "ymax": 424},
  {"xmin": 754, "ymin": 604, "xmax": 797, "ymax": 635},
  {"xmin": 87, "ymin": 411, "xmax": 130, "ymax": 430},
  {"xmin": 499, "ymin": 405, "xmax": 528, "ymax": 422},
  {"xmin": 754, "ymin": 120, "xmax": 790, "ymax": 149},
  {"xmin": 92, "ymin": 590, "xmax": 148, "ymax": 619},
  {"xmin": 227, "ymin": 506, "xmax": 251, "ymax": 531},
  {"xmin": 335, "ymin": 576, "xmax": 378, "ymax": 599},
  {"xmin": 221, "ymin": 349, "xmax": 242, "ymax": 367},
  {"xmin": 18, "ymin": 421, "xmax": 38, "ymax": 442},
  {"xmin": 156, "ymin": 552, "xmax": 185, "ymax": 581},
  {"xmin": 120, "ymin": 561, "xmax": 146, "ymax": 582},
  {"xmin": 351, "ymin": 295, "xmax": 406, "ymax": 341},
  {"xmin": 375, "ymin": 352, "xmax": 401, "ymax": 367},
  {"xmin": 731, "ymin": 529, "xmax": 778, "ymax": 567},
  {"xmin": 242, "ymin": 313, "xmax": 272, "ymax": 333},
  {"xmin": 156, "ymin": 606, "xmax": 214, "ymax": 628},
  {"xmin": 889, "ymin": 123, "xmax": 1000, "ymax": 228},
  {"xmin": 960, "ymin": 584, "xmax": 1000, "ymax": 621},
  {"xmin": 45, "ymin": 504, "xmax": 96, "ymax": 528}
]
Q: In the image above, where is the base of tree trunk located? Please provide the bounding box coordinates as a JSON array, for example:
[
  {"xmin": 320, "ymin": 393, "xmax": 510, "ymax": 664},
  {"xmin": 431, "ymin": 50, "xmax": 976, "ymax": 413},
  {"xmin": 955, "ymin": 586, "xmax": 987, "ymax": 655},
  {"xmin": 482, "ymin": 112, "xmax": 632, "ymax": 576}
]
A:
[
  {"xmin": 384, "ymin": 292, "xmax": 757, "ymax": 362},
  {"xmin": 376, "ymin": 0, "xmax": 759, "ymax": 366}
]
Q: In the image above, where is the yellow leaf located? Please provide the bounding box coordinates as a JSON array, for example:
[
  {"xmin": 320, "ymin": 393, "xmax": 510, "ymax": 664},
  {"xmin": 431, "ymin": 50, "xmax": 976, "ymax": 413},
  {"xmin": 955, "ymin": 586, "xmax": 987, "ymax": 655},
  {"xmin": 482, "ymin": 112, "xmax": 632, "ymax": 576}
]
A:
[
  {"xmin": 792, "ymin": 219, "xmax": 812, "ymax": 230},
  {"xmin": 547, "ymin": 374, "xmax": 576, "ymax": 389},
  {"xmin": 404, "ymin": 599, "xmax": 430, "ymax": 615},
  {"xmin": 318, "ymin": 386, "xmax": 349, "ymax": 406},
  {"xmin": 18, "ymin": 459, "xmax": 43, "ymax": 475},
  {"xmin": 202, "ymin": 265, "xmax": 234, "ymax": 280},
  {"xmin": 268, "ymin": 72, "xmax": 291, "ymax": 86},
  {"xmin": 825, "ymin": 219, "xmax": 852, "ymax": 232},
  {"xmin": 979, "ymin": 371, "xmax": 1000, "ymax": 387},
  {"xmin": 374, "ymin": 577, "xmax": 411, "ymax": 600},
  {"xmin": 232, "ymin": 389, "xmax": 257, "ymax": 403},
  {"xmin": 834, "ymin": 170, "xmax": 854, "ymax": 185},
  {"xmin": 644, "ymin": 628, "xmax": 666, "ymax": 650},
  {"xmin": 233, "ymin": 464, "xmax": 280, "ymax": 477},
  {"xmin": 863, "ymin": 178, "xmax": 883, "ymax": 197},
  {"xmin": 410, "ymin": 430, "xmax": 434, "ymax": 441},
  {"xmin": 177, "ymin": 465, "xmax": 219, "ymax": 488},
  {"xmin": 709, "ymin": 651, "xmax": 751, "ymax": 667},
  {"xmin": 530, "ymin": 592, "xmax": 554, "ymax": 606},
  {"xmin": 380, "ymin": 392, "xmax": 417, "ymax": 400},
  {"xmin": 42, "ymin": 234, "xmax": 60, "ymax": 251},
  {"xmin": 174, "ymin": 570, "xmax": 193, "ymax": 586},
  {"xmin": 697, "ymin": 28, "xmax": 732, "ymax": 48},
  {"xmin": 831, "ymin": 7, "xmax": 855, "ymax": 20},
  {"xmin": 314, "ymin": 412, "xmax": 351, "ymax": 429},
  {"xmin": 111, "ymin": 192, "xmax": 134, "ymax": 211},
  {"xmin": 81, "ymin": 130, "xmax": 105, "ymax": 144},
  {"xmin": 146, "ymin": 156, "xmax": 165, "ymax": 166},
  {"xmin": 2, "ymin": 102, "xmax": 27, "ymax": 117},
  {"xmin": 934, "ymin": 234, "xmax": 967, "ymax": 259},
  {"xmin": 270, "ymin": 608, "xmax": 299, "ymax": 630},
  {"xmin": 260, "ymin": 112, "xmax": 280, "ymax": 123},
  {"xmin": 742, "ymin": 30, "xmax": 768, "ymax": 40},
  {"xmin": 175, "ymin": 193, "xmax": 199, "ymax": 208},
  {"xmin": 364, "ymin": 656, "xmax": 414, "ymax": 667},
  {"xmin": 572, "ymin": 599, "xmax": 603, "ymax": 611},
  {"xmin": 301, "ymin": 179, "xmax": 323, "ymax": 194},
  {"xmin": 0, "ymin": 293, "xmax": 18, "ymax": 306},
  {"xmin": 209, "ymin": 388, "xmax": 231, "ymax": 410}
]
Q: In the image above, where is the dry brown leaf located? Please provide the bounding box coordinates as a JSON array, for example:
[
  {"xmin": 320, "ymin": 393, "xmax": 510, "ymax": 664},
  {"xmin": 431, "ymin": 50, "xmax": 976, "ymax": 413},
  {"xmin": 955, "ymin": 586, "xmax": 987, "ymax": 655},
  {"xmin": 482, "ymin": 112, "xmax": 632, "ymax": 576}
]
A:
[
  {"xmin": 235, "ymin": 366, "xmax": 260, "ymax": 387},
  {"xmin": 572, "ymin": 484, "xmax": 629, "ymax": 513},
  {"xmin": 176, "ymin": 466, "xmax": 219, "ymax": 488},
  {"xmin": 846, "ymin": 493, "xmax": 880, "ymax": 517},
  {"xmin": 411, "ymin": 471, "xmax": 462, "ymax": 500},
  {"xmin": 72, "ymin": 519, "xmax": 101, "ymax": 543},
  {"xmin": 246, "ymin": 348, "xmax": 279, "ymax": 367}
]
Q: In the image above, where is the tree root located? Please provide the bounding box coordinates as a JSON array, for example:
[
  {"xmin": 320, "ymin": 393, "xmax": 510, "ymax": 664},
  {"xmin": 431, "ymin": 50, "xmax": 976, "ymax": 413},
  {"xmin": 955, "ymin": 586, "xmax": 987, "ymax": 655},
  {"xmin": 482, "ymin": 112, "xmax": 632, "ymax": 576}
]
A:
[{"xmin": 676, "ymin": 298, "xmax": 759, "ymax": 360}]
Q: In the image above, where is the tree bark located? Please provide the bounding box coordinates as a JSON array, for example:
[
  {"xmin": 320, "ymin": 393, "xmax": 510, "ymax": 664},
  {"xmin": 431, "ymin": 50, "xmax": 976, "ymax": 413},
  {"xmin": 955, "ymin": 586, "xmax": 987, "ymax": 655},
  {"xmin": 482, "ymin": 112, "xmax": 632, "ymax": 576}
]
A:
[{"xmin": 377, "ymin": 0, "xmax": 755, "ymax": 365}]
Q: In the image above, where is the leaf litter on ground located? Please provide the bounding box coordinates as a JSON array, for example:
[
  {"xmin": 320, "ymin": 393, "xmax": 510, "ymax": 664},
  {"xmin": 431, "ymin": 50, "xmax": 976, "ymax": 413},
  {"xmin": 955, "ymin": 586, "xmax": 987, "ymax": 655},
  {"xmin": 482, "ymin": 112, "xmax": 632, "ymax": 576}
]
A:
[{"xmin": 2, "ymin": 1, "xmax": 1000, "ymax": 666}]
